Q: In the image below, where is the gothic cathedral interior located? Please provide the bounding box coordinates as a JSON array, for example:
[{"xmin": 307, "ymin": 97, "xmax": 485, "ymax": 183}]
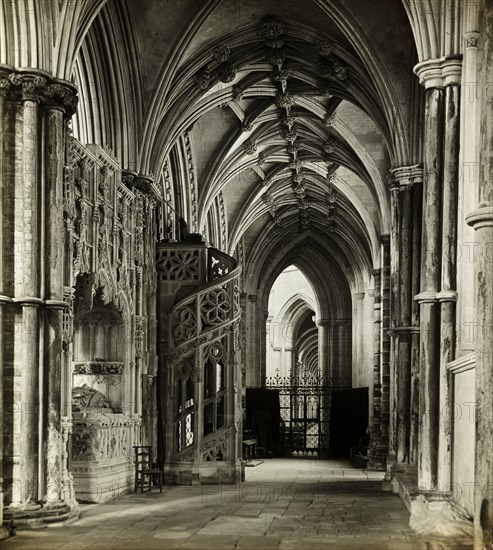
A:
[{"xmin": 0, "ymin": 0, "xmax": 492, "ymax": 548}]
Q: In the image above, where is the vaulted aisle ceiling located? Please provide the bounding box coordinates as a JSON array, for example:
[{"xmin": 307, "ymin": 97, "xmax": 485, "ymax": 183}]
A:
[{"xmin": 70, "ymin": 0, "xmax": 421, "ymax": 297}]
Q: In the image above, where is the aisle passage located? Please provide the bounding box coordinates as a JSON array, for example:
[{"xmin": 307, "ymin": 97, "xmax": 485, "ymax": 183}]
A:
[{"xmin": 3, "ymin": 460, "xmax": 416, "ymax": 550}]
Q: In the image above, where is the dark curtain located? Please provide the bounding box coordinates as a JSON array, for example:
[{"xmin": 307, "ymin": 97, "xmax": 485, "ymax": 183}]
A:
[
  {"xmin": 245, "ymin": 388, "xmax": 281, "ymax": 455},
  {"xmin": 327, "ymin": 387, "xmax": 368, "ymax": 458}
]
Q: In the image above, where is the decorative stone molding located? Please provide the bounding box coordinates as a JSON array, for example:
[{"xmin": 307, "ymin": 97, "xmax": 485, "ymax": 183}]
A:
[
  {"xmin": 323, "ymin": 138, "xmax": 335, "ymax": 154},
  {"xmin": 414, "ymin": 291, "xmax": 438, "ymax": 304},
  {"xmin": 243, "ymin": 138, "xmax": 257, "ymax": 155},
  {"xmin": 316, "ymin": 39, "xmax": 332, "ymax": 56},
  {"xmin": 72, "ymin": 362, "xmax": 124, "ymax": 375},
  {"xmin": 213, "ymin": 46, "xmax": 231, "ymax": 63},
  {"xmin": 414, "ymin": 56, "xmax": 463, "ymax": 89},
  {"xmin": 323, "ymin": 112, "xmax": 336, "ymax": 127},
  {"xmin": 464, "ymin": 32, "xmax": 480, "ymax": 49},
  {"xmin": 241, "ymin": 119, "xmax": 253, "ymax": 132},
  {"xmin": 389, "ymin": 165, "xmax": 423, "ymax": 188},
  {"xmin": 261, "ymin": 16, "xmax": 284, "ymax": 40},
  {"xmin": 217, "ymin": 61, "xmax": 236, "ymax": 83},
  {"xmin": 194, "ymin": 66, "xmax": 212, "ymax": 90},
  {"xmin": 0, "ymin": 69, "xmax": 78, "ymax": 114},
  {"xmin": 466, "ymin": 206, "xmax": 493, "ymax": 230},
  {"xmin": 275, "ymin": 92, "xmax": 295, "ymax": 108},
  {"xmin": 232, "ymin": 83, "xmax": 246, "ymax": 100}
]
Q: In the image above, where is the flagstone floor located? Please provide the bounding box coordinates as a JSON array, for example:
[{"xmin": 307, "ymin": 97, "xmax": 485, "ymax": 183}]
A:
[{"xmin": 2, "ymin": 459, "xmax": 420, "ymax": 549}]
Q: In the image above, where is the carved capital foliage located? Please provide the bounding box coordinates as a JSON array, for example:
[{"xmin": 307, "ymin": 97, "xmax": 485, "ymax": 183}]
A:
[{"xmin": 0, "ymin": 70, "xmax": 79, "ymax": 114}]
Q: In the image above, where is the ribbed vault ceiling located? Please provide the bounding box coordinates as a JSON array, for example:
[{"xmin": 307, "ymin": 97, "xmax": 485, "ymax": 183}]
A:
[{"xmin": 69, "ymin": 0, "xmax": 421, "ymax": 302}]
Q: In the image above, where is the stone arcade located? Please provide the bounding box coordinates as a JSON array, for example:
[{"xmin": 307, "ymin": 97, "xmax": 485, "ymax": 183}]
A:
[{"xmin": 0, "ymin": 1, "xmax": 492, "ymax": 548}]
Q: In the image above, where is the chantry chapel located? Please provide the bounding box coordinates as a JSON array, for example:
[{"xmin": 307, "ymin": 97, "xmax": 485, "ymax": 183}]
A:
[{"xmin": 0, "ymin": 0, "xmax": 492, "ymax": 548}]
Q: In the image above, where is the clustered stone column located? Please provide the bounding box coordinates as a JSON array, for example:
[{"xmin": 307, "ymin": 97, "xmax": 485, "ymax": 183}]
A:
[
  {"xmin": 368, "ymin": 268, "xmax": 382, "ymax": 468},
  {"xmin": 466, "ymin": 1, "xmax": 493, "ymax": 545},
  {"xmin": 0, "ymin": 70, "xmax": 8, "ymax": 540},
  {"xmin": 371, "ymin": 236, "xmax": 391, "ymax": 468},
  {"xmin": 387, "ymin": 166, "xmax": 423, "ymax": 468},
  {"xmin": 413, "ymin": 57, "xmax": 462, "ymax": 493},
  {"xmin": 0, "ymin": 69, "xmax": 78, "ymax": 523}
]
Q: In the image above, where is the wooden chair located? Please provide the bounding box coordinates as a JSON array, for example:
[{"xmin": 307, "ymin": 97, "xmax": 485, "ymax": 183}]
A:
[{"xmin": 133, "ymin": 445, "xmax": 163, "ymax": 493}]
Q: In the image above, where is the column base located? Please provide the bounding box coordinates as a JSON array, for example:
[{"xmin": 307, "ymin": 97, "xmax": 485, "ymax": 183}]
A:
[
  {"xmin": 383, "ymin": 450, "xmax": 397, "ymax": 484},
  {"xmin": 388, "ymin": 464, "xmax": 473, "ymax": 548},
  {"xmin": 0, "ymin": 523, "xmax": 13, "ymax": 541},
  {"xmin": 409, "ymin": 493, "xmax": 474, "ymax": 548},
  {"xmin": 368, "ymin": 439, "xmax": 389, "ymax": 472},
  {"xmin": 3, "ymin": 501, "xmax": 79, "ymax": 530}
]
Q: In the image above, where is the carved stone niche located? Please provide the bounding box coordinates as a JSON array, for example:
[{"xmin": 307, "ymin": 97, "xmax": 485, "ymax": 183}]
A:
[{"xmin": 70, "ymin": 295, "xmax": 136, "ymax": 504}]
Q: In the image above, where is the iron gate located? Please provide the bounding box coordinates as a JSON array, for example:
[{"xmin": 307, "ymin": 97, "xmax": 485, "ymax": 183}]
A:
[{"xmin": 264, "ymin": 374, "xmax": 351, "ymax": 457}]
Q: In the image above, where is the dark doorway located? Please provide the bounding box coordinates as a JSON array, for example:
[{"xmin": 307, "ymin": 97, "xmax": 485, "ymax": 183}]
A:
[
  {"xmin": 327, "ymin": 387, "xmax": 369, "ymax": 458},
  {"xmin": 245, "ymin": 388, "xmax": 281, "ymax": 456}
]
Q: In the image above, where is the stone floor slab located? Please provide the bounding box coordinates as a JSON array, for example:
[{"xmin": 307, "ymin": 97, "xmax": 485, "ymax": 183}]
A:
[{"xmin": 1, "ymin": 459, "xmax": 421, "ymax": 550}]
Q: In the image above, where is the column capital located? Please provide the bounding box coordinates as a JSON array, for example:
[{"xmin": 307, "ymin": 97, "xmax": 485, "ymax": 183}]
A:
[
  {"xmin": 372, "ymin": 268, "xmax": 381, "ymax": 277},
  {"xmin": 247, "ymin": 294, "xmax": 258, "ymax": 303},
  {"xmin": 414, "ymin": 291, "xmax": 438, "ymax": 304},
  {"xmin": 386, "ymin": 172, "xmax": 400, "ymax": 192},
  {"xmin": 316, "ymin": 319, "xmax": 331, "ymax": 327},
  {"xmin": 464, "ymin": 32, "xmax": 480, "ymax": 49},
  {"xmin": 0, "ymin": 68, "xmax": 78, "ymax": 114},
  {"xmin": 354, "ymin": 292, "xmax": 365, "ymax": 301},
  {"xmin": 436, "ymin": 290, "xmax": 458, "ymax": 303},
  {"xmin": 122, "ymin": 170, "xmax": 161, "ymax": 199},
  {"xmin": 389, "ymin": 165, "xmax": 424, "ymax": 188},
  {"xmin": 466, "ymin": 206, "xmax": 493, "ymax": 230},
  {"xmin": 414, "ymin": 55, "xmax": 462, "ymax": 89}
]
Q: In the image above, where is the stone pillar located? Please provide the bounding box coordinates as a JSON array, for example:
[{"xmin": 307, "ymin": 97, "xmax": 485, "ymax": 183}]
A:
[
  {"xmin": 317, "ymin": 319, "xmax": 330, "ymax": 379},
  {"xmin": 335, "ymin": 319, "xmax": 351, "ymax": 382},
  {"xmin": 246, "ymin": 294, "xmax": 258, "ymax": 386},
  {"xmin": 328, "ymin": 320, "xmax": 338, "ymax": 380},
  {"xmin": 436, "ymin": 76, "xmax": 461, "ymax": 490},
  {"xmin": 390, "ymin": 166, "xmax": 424, "ymax": 465},
  {"xmin": 414, "ymin": 57, "xmax": 462, "ymax": 492},
  {"xmin": 43, "ymin": 85, "xmax": 76, "ymax": 508},
  {"xmin": 368, "ymin": 268, "xmax": 382, "ymax": 468},
  {"xmin": 146, "ymin": 289, "xmax": 158, "ymax": 456},
  {"xmin": 414, "ymin": 70, "xmax": 444, "ymax": 493},
  {"xmin": 317, "ymin": 319, "xmax": 331, "ymax": 436},
  {"xmin": 466, "ymin": 2, "xmax": 493, "ymax": 545},
  {"xmin": 457, "ymin": 31, "xmax": 480, "ymax": 356},
  {"xmin": 410, "ymin": 177, "xmax": 423, "ymax": 465},
  {"xmin": 261, "ymin": 309, "xmax": 269, "ymax": 383},
  {"xmin": 16, "ymin": 79, "xmax": 43, "ymax": 506},
  {"xmin": 0, "ymin": 71, "xmax": 78, "ymax": 526},
  {"xmin": 376, "ymin": 237, "xmax": 390, "ymax": 466},
  {"xmin": 388, "ymin": 177, "xmax": 400, "ymax": 465},
  {"xmin": 353, "ymin": 293, "xmax": 365, "ymax": 386},
  {"xmin": 0, "ymin": 73, "xmax": 9, "ymax": 540}
]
